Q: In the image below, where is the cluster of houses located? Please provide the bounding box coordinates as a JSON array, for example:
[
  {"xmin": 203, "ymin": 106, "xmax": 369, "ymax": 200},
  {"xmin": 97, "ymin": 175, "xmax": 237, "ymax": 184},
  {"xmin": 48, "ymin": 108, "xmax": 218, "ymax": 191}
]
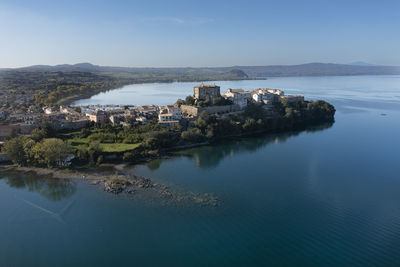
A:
[
  {"xmin": 0, "ymin": 83, "xmax": 304, "ymax": 140},
  {"xmin": 84, "ymin": 106, "xmax": 154, "ymax": 126},
  {"xmin": 0, "ymin": 104, "xmax": 158, "ymax": 140},
  {"xmin": 223, "ymin": 87, "xmax": 304, "ymax": 108},
  {"xmin": 157, "ymin": 84, "xmax": 304, "ymax": 123}
]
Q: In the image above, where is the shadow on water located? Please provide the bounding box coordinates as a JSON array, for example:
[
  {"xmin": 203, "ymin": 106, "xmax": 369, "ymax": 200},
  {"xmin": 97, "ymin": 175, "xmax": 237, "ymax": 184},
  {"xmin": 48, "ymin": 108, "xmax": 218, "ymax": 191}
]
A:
[
  {"xmin": 171, "ymin": 122, "xmax": 334, "ymax": 170},
  {"xmin": 0, "ymin": 171, "xmax": 77, "ymax": 201}
]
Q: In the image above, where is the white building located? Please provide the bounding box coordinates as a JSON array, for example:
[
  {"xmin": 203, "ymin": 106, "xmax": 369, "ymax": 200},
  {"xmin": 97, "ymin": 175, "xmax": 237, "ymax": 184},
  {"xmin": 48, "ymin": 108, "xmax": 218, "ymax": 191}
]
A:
[
  {"xmin": 260, "ymin": 88, "xmax": 284, "ymax": 96},
  {"xmin": 158, "ymin": 113, "xmax": 175, "ymax": 122},
  {"xmin": 252, "ymin": 90, "xmax": 274, "ymax": 104},
  {"xmin": 43, "ymin": 106, "xmax": 59, "ymax": 115},
  {"xmin": 251, "ymin": 88, "xmax": 286, "ymax": 109},
  {"xmin": 59, "ymin": 106, "xmax": 75, "ymax": 114},
  {"xmin": 223, "ymin": 89, "xmax": 252, "ymax": 109},
  {"xmin": 136, "ymin": 116, "xmax": 148, "ymax": 124},
  {"xmin": 166, "ymin": 105, "xmax": 182, "ymax": 120}
]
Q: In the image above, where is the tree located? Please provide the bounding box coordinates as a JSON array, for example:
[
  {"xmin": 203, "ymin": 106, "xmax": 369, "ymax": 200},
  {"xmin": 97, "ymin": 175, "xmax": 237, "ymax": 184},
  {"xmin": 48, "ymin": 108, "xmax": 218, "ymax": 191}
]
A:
[
  {"xmin": 242, "ymin": 118, "xmax": 258, "ymax": 132},
  {"xmin": 185, "ymin": 95, "xmax": 195, "ymax": 106},
  {"xmin": 244, "ymin": 102, "xmax": 267, "ymax": 121},
  {"xmin": 31, "ymin": 127, "xmax": 48, "ymax": 142},
  {"xmin": 32, "ymin": 138, "xmax": 72, "ymax": 168},
  {"xmin": 88, "ymin": 141, "xmax": 103, "ymax": 166},
  {"xmin": 175, "ymin": 98, "xmax": 185, "ymax": 107},
  {"xmin": 181, "ymin": 128, "xmax": 205, "ymax": 143},
  {"xmin": 2, "ymin": 136, "xmax": 32, "ymax": 166}
]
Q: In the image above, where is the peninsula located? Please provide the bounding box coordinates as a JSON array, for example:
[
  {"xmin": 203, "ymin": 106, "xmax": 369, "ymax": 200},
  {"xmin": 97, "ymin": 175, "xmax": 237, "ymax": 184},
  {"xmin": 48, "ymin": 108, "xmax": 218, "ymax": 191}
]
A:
[{"xmin": 0, "ymin": 83, "xmax": 335, "ymax": 170}]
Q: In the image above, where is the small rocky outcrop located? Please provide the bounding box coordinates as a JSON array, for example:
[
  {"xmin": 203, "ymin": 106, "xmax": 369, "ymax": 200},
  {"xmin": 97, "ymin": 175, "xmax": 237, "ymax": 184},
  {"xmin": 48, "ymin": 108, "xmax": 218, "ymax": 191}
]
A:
[{"xmin": 98, "ymin": 174, "xmax": 220, "ymax": 207}]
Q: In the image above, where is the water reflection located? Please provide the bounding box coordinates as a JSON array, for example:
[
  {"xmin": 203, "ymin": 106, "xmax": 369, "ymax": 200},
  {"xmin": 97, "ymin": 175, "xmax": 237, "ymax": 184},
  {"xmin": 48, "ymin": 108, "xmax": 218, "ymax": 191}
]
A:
[
  {"xmin": 176, "ymin": 123, "xmax": 333, "ymax": 169},
  {"xmin": 0, "ymin": 172, "xmax": 76, "ymax": 201}
]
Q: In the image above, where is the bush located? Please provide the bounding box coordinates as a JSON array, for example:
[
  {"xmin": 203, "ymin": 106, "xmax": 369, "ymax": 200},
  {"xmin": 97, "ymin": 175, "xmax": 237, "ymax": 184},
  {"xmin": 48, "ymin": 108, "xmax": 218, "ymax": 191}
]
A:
[
  {"xmin": 32, "ymin": 138, "xmax": 73, "ymax": 168},
  {"xmin": 2, "ymin": 136, "xmax": 33, "ymax": 166},
  {"xmin": 181, "ymin": 128, "xmax": 205, "ymax": 143}
]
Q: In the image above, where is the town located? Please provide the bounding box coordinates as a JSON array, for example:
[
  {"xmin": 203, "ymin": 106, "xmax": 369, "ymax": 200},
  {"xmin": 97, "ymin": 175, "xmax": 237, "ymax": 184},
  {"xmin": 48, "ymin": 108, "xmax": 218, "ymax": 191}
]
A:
[{"xmin": 0, "ymin": 84, "xmax": 305, "ymax": 142}]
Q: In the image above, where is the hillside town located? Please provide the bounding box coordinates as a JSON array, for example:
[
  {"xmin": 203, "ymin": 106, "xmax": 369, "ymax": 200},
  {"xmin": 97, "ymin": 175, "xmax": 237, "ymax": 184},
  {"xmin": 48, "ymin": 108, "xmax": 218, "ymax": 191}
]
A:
[{"xmin": 0, "ymin": 84, "xmax": 305, "ymax": 142}]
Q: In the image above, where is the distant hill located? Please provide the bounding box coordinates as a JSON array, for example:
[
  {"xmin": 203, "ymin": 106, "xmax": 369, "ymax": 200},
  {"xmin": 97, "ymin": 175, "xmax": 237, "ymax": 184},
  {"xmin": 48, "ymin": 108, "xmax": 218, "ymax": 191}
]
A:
[
  {"xmin": 233, "ymin": 63, "xmax": 400, "ymax": 77},
  {"xmin": 11, "ymin": 62, "xmax": 400, "ymax": 78},
  {"xmin": 348, "ymin": 61, "xmax": 378, "ymax": 67}
]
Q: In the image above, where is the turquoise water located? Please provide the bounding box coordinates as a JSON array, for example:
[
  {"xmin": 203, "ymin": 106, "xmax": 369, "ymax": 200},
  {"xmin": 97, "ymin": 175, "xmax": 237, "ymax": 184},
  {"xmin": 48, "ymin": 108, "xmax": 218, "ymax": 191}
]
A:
[{"xmin": 2, "ymin": 76, "xmax": 400, "ymax": 266}]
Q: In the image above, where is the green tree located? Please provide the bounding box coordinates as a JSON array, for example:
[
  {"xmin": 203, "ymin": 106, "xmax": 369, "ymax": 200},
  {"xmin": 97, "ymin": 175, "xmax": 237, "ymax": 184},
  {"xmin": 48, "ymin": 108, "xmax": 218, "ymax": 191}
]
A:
[
  {"xmin": 32, "ymin": 138, "xmax": 72, "ymax": 168},
  {"xmin": 31, "ymin": 127, "xmax": 48, "ymax": 142},
  {"xmin": 2, "ymin": 136, "xmax": 32, "ymax": 166},
  {"xmin": 185, "ymin": 95, "xmax": 195, "ymax": 105},
  {"xmin": 88, "ymin": 141, "xmax": 103, "ymax": 166},
  {"xmin": 244, "ymin": 103, "xmax": 267, "ymax": 121},
  {"xmin": 181, "ymin": 128, "xmax": 205, "ymax": 143},
  {"xmin": 175, "ymin": 98, "xmax": 185, "ymax": 107}
]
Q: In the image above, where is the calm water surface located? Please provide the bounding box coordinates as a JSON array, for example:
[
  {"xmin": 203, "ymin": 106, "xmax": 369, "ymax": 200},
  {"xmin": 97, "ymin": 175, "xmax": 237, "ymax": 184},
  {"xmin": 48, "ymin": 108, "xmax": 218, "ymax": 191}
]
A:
[{"xmin": 2, "ymin": 76, "xmax": 400, "ymax": 266}]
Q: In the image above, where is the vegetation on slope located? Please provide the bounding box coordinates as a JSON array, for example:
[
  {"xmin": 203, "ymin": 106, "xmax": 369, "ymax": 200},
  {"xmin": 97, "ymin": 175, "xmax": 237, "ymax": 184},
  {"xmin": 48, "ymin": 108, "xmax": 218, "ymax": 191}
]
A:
[{"xmin": 2, "ymin": 98, "xmax": 335, "ymax": 168}]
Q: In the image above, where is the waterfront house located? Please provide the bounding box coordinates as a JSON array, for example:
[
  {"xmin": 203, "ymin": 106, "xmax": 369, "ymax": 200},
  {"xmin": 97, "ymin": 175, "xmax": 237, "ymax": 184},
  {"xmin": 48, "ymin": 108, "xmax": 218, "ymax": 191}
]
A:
[{"xmin": 223, "ymin": 88, "xmax": 251, "ymax": 109}]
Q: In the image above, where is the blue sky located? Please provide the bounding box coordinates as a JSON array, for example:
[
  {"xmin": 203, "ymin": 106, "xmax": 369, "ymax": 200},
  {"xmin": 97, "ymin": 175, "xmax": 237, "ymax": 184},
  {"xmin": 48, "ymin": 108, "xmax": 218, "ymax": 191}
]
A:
[{"xmin": 0, "ymin": 0, "xmax": 399, "ymax": 68}]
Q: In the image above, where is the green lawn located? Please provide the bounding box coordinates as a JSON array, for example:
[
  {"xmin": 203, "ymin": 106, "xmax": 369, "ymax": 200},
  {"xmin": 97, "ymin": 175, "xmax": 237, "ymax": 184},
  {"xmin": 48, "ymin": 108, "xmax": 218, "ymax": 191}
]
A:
[
  {"xmin": 67, "ymin": 138, "xmax": 140, "ymax": 153},
  {"xmin": 67, "ymin": 138, "xmax": 90, "ymax": 146},
  {"xmin": 99, "ymin": 143, "xmax": 140, "ymax": 152}
]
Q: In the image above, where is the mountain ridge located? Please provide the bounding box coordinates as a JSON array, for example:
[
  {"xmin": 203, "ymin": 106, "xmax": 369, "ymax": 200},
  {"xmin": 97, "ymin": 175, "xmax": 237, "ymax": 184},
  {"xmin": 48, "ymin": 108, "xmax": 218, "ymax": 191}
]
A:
[{"xmin": 2, "ymin": 62, "xmax": 400, "ymax": 77}]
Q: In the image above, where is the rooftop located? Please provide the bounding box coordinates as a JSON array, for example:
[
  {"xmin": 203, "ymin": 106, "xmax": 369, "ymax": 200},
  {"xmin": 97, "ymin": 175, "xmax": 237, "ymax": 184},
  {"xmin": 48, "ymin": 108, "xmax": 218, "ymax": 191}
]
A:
[{"xmin": 195, "ymin": 84, "xmax": 220, "ymax": 88}]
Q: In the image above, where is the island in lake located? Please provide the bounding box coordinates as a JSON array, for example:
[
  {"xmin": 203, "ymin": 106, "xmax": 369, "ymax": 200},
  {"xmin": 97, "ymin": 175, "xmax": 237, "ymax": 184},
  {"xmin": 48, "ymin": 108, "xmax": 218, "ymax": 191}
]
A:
[{"xmin": 0, "ymin": 83, "xmax": 335, "ymax": 199}]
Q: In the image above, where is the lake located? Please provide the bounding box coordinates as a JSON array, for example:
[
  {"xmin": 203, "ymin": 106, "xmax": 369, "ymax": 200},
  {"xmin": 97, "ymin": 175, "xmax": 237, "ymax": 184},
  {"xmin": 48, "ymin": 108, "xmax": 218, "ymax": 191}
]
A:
[{"xmin": 2, "ymin": 75, "xmax": 400, "ymax": 266}]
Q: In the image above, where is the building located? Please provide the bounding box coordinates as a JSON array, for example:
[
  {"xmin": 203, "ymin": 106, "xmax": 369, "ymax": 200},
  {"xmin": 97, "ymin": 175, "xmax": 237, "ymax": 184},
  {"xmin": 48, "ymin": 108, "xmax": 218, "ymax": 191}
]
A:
[
  {"xmin": 180, "ymin": 104, "xmax": 241, "ymax": 117},
  {"xmin": 223, "ymin": 89, "xmax": 252, "ymax": 109},
  {"xmin": 137, "ymin": 105, "xmax": 158, "ymax": 114},
  {"xmin": 253, "ymin": 88, "xmax": 284, "ymax": 104},
  {"xmin": 59, "ymin": 106, "xmax": 75, "ymax": 114},
  {"xmin": 158, "ymin": 113, "xmax": 175, "ymax": 122},
  {"xmin": 43, "ymin": 106, "xmax": 59, "ymax": 115},
  {"xmin": 109, "ymin": 115, "xmax": 125, "ymax": 125},
  {"xmin": 136, "ymin": 116, "xmax": 148, "ymax": 124},
  {"xmin": 125, "ymin": 109, "xmax": 137, "ymax": 116},
  {"xmin": 166, "ymin": 105, "xmax": 182, "ymax": 120},
  {"xmin": 253, "ymin": 90, "xmax": 274, "ymax": 102},
  {"xmin": 259, "ymin": 88, "xmax": 284, "ymax": 96},
  {"xmin": 87, "ymin": 110, "xmax": 107, "ymax": 124},
  {"xmin": 193, "ymin": 84, "xmax": 221, "ymax": 100}
]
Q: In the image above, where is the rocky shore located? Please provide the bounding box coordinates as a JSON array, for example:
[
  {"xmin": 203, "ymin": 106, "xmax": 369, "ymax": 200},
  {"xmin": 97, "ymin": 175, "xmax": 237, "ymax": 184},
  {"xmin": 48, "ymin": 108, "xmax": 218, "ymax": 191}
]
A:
[
  {"xmin": 0, "ymin": 164, "xmax": 220, "ymax": 207},
  {"xmin": 94, "ymin": 174, "xmax": 219, "ymax": 207}
]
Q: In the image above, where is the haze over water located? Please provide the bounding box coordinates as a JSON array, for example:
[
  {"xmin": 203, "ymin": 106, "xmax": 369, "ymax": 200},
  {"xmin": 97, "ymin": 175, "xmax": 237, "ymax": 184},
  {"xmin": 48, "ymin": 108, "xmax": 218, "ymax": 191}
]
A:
[{"xmin": 2, "ymin": 75, "xmax": 400, "ymax": 266}]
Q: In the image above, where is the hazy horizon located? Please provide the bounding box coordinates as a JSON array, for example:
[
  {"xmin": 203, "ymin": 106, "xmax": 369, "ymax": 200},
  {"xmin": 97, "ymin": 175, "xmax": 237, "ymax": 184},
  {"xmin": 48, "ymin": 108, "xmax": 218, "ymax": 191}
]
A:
[
  {"xmin": 1, "ymin": 0, "xmax": 399, "ymax": 68},
  {"xmin": 1, "ymin": 61, "xmax": 397, "ymax": 70}
]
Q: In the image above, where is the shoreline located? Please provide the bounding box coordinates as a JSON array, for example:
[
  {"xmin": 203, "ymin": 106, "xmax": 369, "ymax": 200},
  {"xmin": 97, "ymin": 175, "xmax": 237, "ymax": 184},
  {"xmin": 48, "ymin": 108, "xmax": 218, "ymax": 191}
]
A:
[
  {"xmin": 0, "ymin": 120, "xmax": 335, "ymax": 177},
  {"xmin": 63, "ymin": 77, "xmax": 260, "ymax": 106}
]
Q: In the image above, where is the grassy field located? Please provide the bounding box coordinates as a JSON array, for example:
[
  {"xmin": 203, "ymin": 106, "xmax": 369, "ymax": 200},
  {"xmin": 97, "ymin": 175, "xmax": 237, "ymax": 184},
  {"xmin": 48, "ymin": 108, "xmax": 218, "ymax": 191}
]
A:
[
  {"xmin": 99, "ymin": 143, "xmax": 140, "ymax": 152},
  {"xmin": 67, "ymin": 137, "xmax": 140, "ymax": 153}
]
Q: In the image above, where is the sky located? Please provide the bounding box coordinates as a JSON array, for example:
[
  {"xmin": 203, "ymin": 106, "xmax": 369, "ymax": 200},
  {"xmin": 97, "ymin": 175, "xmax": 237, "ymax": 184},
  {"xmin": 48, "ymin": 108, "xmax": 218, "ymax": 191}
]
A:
[{"xmin": 0, "ymin": 0, "xmax": 399, "ymax": 68}]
